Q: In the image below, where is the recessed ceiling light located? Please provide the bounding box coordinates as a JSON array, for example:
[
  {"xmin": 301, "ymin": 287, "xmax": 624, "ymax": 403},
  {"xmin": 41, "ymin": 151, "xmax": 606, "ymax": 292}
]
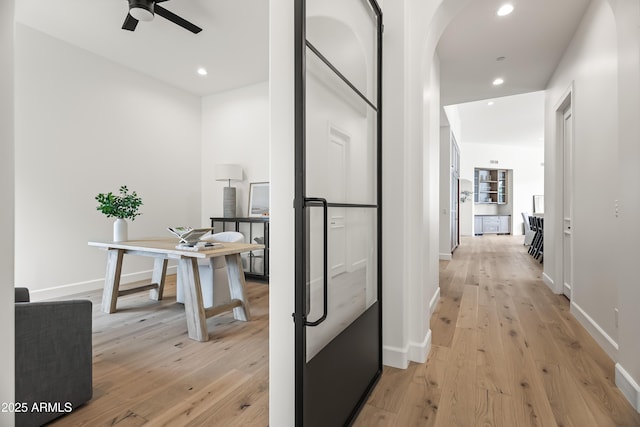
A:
[
  {"xmin": 487, "ymin": 101, "xmax": 495, "ymax": 106},
  {"xmin": 493, "ymin": 78, "xmax": 504, "ymax": 86},
  {"xmin": 197, "ymin": 67, "xmax": 208, "ymax": 76},
  {"xmin": 497, "ymin": 4, "xmax": 514, "ymax": 16}
]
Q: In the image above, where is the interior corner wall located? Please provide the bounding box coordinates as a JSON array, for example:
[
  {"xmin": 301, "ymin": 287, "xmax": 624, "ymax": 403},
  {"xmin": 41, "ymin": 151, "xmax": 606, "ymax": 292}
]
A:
[
  {"xmin": 610, "ymin": 0, "xmax": 640, "ymax": 407},
  {"xmin": 1, "ymin": 0, "xmax": 15, "ymax": 422},
  {"xmin": 544, "ymin": 0, "xmax": 619, "ymax": 354},
  {"xmin": 14, "ymin": 24, "xmax": 202, "ymax": 299},
  {"xmin": 201, "ymin": 82, "xmax": 269, "ymax": 224}
]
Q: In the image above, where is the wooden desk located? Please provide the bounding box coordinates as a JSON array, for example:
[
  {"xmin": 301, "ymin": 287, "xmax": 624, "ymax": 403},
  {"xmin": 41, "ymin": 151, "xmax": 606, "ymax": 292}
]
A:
[{"xmin": 88, "ymin": 239, "xmax": 264, "ymax": 342}]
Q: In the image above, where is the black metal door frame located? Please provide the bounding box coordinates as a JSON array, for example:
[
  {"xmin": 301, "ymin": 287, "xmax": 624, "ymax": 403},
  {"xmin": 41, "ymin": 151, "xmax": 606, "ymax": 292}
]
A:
[{"xmin": 293, "ymin": 0, "xmax": 383, "ymax": 425}]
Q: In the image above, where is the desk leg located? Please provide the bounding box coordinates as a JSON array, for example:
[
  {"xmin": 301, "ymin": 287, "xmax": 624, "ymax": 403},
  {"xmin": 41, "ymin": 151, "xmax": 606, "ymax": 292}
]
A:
[
  {"xmin": 149, "ymin": 258, "xmax": 168, "ymax": 301},
  {"xmin": 102, "ymin": 249, "xmax": 124, "ymax": 313},
  {"xmin": 179, "ymin": 258, "xmax": 208, "ymax": 342},
  {"xmin": 225, "ymin": 253, "xmax": 251, "ymax": 321}
]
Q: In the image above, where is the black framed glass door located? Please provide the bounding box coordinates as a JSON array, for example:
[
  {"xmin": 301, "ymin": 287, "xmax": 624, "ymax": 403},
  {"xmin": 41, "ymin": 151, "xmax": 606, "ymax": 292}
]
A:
[{"xmin": 294, "ymin": 0, "xmax": 383, "ymax": 425}]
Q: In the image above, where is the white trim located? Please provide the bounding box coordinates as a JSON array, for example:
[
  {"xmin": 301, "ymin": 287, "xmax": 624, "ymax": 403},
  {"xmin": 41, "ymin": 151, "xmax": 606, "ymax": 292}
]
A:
[
  {"xmin": 30, "ymin": 266, "xmax": 178, "ymax": 301},
  {"xmin": 615, "ymin": 363, "xmax": 640, "ymax": 412},
  {"xmin": 542, "ymin": 272, "xmax": 555, "ymax": 292},
  {"xmin": 408, "ymin": 330, "xmax": 431, "ymax": 364},
  {"xmin": 570, "ymin": 301, "xmax": 619, "ymax": 360},
  {"xmin": 563, "ymin": 282, "xmax": 572, "ymax": 299},
  {"xmin": 351, "ymin": 258, "xmax": 367, "ymax": 270},
  {"xmin": 439, "ymin": 252, "xmax": 452, "ymax": 261},
  {"xmin": 383, "ymin": 344, "xmax": 409, "ymax": 369},
  {"xmin": 383, "ymin": 329, "xmax": 432, "ymax": 369},
  {"xmin": 429, "ymin": 287, "xmax": 441, "ymax": 315}
]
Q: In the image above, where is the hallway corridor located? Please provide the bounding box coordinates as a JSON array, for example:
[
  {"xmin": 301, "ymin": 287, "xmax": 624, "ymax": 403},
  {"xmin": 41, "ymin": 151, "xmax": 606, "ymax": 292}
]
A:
[{"xmin": 356, "ymin": 236, "xmax": 640, "ymax": 426}]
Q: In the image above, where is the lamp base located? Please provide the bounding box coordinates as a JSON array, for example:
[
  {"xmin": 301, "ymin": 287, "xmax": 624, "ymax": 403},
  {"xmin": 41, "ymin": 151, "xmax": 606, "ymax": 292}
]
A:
[{"xmin": 223, "ymin": 187, "xmax": 237, "ymax": 218}]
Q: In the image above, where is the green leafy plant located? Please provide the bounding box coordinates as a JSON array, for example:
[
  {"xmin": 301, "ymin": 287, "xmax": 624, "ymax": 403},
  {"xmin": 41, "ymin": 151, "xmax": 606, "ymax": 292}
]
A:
[{"xmin": 95, "ymin": 185, "xmax": 143, "ymax": 221}]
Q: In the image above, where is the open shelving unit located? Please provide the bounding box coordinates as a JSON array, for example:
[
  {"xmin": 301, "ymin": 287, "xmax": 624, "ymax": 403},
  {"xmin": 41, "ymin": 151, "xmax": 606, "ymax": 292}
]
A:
[{"xmin": 474, "ymin": 168, "xmax": 507, "ymax": 204}]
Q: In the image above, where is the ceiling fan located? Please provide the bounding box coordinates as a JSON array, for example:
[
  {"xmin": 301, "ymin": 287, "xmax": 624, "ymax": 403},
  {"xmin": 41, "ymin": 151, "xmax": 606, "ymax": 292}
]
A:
[{"xmin": 122, "ymin": 0, "xmax": 203, "ymax": 34}]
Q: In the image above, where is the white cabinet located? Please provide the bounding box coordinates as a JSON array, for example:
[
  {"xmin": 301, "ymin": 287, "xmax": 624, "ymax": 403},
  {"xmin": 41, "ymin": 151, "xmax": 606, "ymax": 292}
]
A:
[{"xmin": 474, "ymin": 215, "xmax": 511, "ymax": 235}]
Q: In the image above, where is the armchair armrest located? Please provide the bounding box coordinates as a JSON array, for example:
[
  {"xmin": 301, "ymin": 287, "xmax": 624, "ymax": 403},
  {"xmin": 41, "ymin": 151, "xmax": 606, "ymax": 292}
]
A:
[
  {"xmin": 15, "ymin": 299, "xmax": 93, "ymax": 426},
  {"xmin": 15, "ymin": 287, "xmax": 30, "ymax": 303}
]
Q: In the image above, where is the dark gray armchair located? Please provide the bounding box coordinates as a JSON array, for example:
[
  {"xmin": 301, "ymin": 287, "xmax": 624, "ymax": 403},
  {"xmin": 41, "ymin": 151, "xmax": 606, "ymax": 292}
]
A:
[{"xmin": 15, "ymin": 287, "xmax": 93, "ymax": 427}]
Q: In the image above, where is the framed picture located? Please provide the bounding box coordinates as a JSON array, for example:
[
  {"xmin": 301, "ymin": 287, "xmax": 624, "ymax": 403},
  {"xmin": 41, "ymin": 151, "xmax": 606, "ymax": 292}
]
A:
[{"xmin": 248, "ymin": 182, "xmax": 270, "ymax": 217}]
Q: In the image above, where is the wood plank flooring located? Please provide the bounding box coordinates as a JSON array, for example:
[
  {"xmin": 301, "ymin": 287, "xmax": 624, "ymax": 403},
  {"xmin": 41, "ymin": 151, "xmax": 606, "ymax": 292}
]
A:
[
  {"xmin": 45, "ymin": 236, "xmax": 640, "ymax": 426},
  {"xmin": 355, "ymin": 235, "xmax": 640, "ymax": 427},
  {"xmin": 48, "ymin": 276, "xmax": 269, "ymax": 426}
]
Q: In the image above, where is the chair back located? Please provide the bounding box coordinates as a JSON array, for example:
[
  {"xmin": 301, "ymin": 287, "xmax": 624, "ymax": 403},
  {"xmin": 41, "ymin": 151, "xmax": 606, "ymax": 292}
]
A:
[
  {"xmin": 211, "ymin": 231, "xmax": 245, "ymax": 243},
  {"xmin": 522, "ymin": 213, "xmax": 532, "ymax": 231}
]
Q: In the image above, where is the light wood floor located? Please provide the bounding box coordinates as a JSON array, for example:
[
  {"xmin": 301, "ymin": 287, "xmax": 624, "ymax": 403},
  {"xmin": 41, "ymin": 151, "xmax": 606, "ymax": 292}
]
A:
[
  {"xmin": 48, "ymin": 277, "xmax": 269, "ymax": 426},
  {"xmin": 355, "ymin": 235, "xmax": 640, "ymax": 427},
  {"xmin": 48, "ymin": 236, "xmax": 640, "ymax": 426}
]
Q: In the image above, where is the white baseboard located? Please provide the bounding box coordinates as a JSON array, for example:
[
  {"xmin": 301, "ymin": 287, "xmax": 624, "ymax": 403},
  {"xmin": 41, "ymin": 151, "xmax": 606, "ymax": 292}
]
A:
[
  {"xmin": 30, "ymin": 266, "xmax": 178, "ymax": 301},
  {"xmin": 570, "ymin": 301, "xmax": 619, "ymax": 360},
  {"xmin": 383, "ymin": 330, "xmax": 432, "ymax": 369},
  {"xmin": 616, "ymin": 363, "xmax": 640, "ymax": 412},
  {"xmin": 439, "ymin": 253, "xmax": 452, "ymax": 261},
  {"xmin": 429, "ymin": 287, "xmax": 441, "ymax": 316},
  {"xmin": 383, "ymin": 344, "xmax": 409, "ymax": 369},
  {"xmin": 542, "ymin": 272, "xmax": 555, "ymax": 292},
  {"xmin": 408, "ymin": 330, "xmax": 431, "ymax": 364}
]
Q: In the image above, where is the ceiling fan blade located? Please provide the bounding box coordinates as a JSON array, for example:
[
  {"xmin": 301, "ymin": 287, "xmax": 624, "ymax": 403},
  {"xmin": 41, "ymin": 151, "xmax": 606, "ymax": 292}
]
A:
[
  {"xmin": 155, "ymin": 4, "xmax": 202, "ymax": 34},
  {"xmin": 122, "ymin": 14, "xmax": 139, "ymax": 31}
]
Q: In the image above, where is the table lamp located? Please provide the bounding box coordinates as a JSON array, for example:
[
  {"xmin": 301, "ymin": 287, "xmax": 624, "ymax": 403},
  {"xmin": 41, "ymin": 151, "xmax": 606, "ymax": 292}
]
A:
[{"xmin": 215, "ymin": 164, "xmax": 243, "ymax": 217}]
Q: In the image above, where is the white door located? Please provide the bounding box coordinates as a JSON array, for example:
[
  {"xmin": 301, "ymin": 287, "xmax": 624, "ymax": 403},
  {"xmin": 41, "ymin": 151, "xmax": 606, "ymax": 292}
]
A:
[
  {"xmin": 451, "ymin": 175, "xmax": 458, "ymax": 251},
  {"xmin": 562, "ymin": 107, "xmax": 573, "ymax": 298},
  {"xmin": 328, "ymin": 127, "xmax": 347, "ymax": 277}
]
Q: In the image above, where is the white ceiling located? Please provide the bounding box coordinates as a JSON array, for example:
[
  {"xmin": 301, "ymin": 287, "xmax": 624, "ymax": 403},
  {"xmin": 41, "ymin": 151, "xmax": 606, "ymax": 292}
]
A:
[
  {"xmin": 444, "ymin": 91, "xmax": 545, "ymax": 146},
  {"xmin": 15, "ymin": 0, "xmax": 269, "ymax": 96},
  {"xmin": 437, "ymin": 0, "xmax": 590, "ymax": 107},
  {"xmin": 437, "ymin": 0, "xmax": 590, "ymax": 146},
  {"xmin": 15, "ymin": 0, "xmax": 591, "ymax": 146}
]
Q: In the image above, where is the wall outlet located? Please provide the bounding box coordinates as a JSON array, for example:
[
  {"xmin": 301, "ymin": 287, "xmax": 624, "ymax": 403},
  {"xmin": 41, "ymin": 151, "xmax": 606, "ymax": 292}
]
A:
[
  {"xmin": 615, "ymin": 308, "xmax": 619, "ymax": 327},
  {"xmin": 615, "ymin": 200, "xmax": 619, "ymax": 217}
]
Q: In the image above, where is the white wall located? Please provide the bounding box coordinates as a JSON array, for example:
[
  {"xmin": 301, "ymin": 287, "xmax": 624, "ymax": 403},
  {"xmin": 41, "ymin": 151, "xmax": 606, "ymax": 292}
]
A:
[
  {"xmin": 544, "ymin": 0, "xmax": 619, "ymax": 355},
  {"xmin": 268, "ymin": 0, "xmax": 451, "ymax": 421},
  {"xmin": 439, "ymin": 126, "xmax": 452, "ymax": 258},
  {"xmin": 458, "ymin": 142, "xmax": 544, "ymax": 236},
  {"xmin": 1, "ymin": 0, "xmax": 15, "ymax": 423},
  {"xmin": 201, "ymin": 82, "xmax": 269, "ymax": 223},
  {"xmin": 545, "ymin": 0, "xmax": 640, "ymax": 409},
  {"xmin": 609, "ymin": 0, "xmax": 640, "ymax": 410},
  {"xmin": 269, "ymin": 0, "xmax": 296, "ymax": 424},
  {"xmin": 14, "ymin": 25, "xmax": 202, "ymax": 299}
]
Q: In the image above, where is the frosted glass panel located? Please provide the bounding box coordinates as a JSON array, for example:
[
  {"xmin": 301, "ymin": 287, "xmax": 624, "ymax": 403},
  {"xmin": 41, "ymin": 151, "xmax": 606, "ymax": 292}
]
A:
[
  {"xmin": 306, "ymin": 0, "xmax": 378, "ymax": 105},
  {"xmin": 305, "ymin": 46, "xmax": 378, "ymax": 206},
  {"xmin": 306, "ymin": 207, "xmax": 377, "ymax": 362}
]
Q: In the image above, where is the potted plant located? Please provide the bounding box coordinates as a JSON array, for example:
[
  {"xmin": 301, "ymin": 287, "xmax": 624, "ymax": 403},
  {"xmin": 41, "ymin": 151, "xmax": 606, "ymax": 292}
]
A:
[{"xmin": 95, "ymin": 185, "xmax": 143, "ymax": 242}]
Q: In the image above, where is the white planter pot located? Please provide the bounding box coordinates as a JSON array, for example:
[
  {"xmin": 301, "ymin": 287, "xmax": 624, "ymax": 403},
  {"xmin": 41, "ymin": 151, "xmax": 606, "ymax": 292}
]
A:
[{"xmin": 113, "ymin": 218, "xmax": 128, "ymax": 242}]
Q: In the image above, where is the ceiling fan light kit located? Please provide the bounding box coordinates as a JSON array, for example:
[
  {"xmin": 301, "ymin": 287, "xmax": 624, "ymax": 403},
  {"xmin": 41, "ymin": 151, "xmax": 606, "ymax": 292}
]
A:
[
  {"xmin": 128, "ymin": 0, "xmax": 154, "ymax": 22},
  {"xmin": 122, "ymin": 0, "xmax": 203, "ymax": 34}
]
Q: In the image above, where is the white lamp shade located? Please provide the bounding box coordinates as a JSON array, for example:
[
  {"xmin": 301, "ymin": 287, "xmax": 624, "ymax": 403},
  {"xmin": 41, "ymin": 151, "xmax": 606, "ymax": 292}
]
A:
[{"xmin": 215, "ymin": 164, "xmax": 243, "ymax": 182}]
